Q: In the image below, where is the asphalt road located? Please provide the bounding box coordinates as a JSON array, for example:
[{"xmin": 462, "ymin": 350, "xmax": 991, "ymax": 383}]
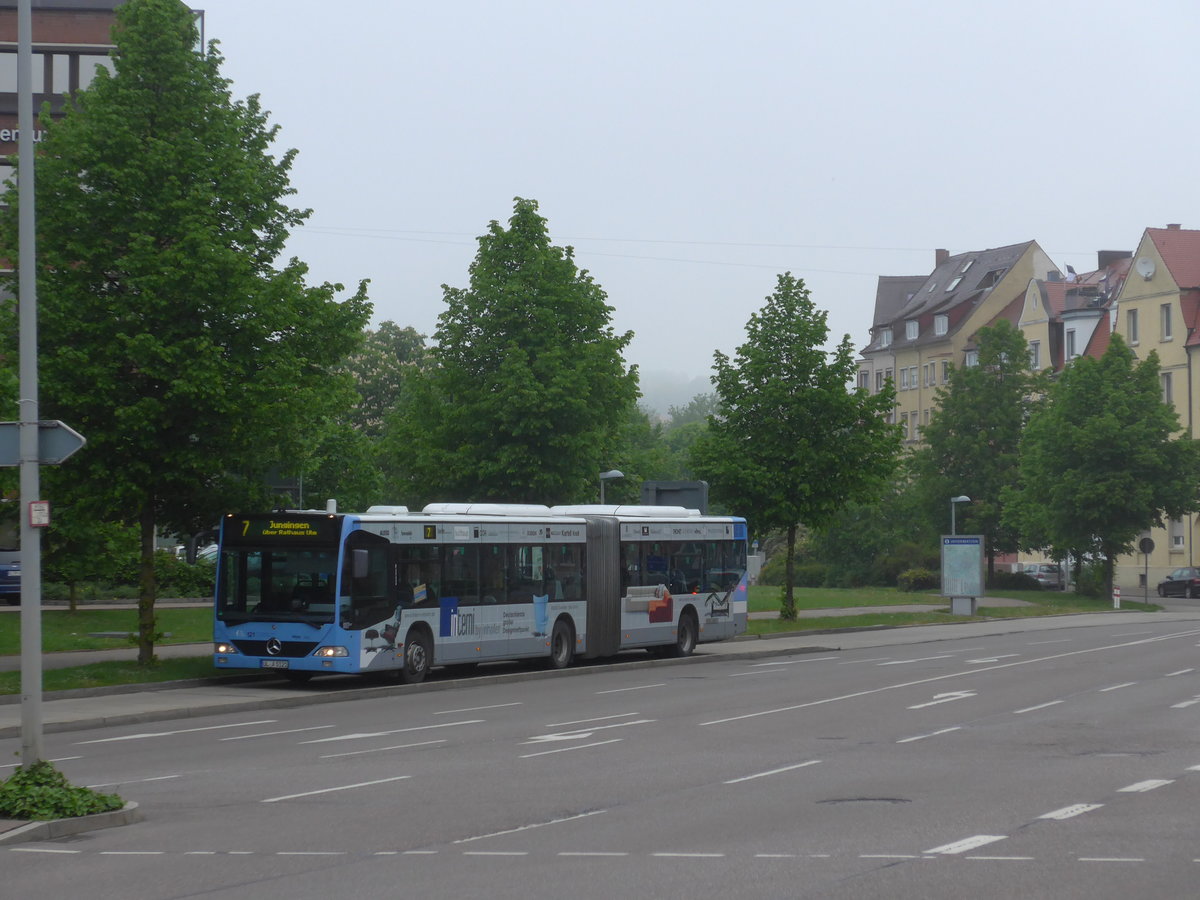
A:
[{"xmin": 4, "ymin": 612, "xmax": 1200, "ymax": 898}]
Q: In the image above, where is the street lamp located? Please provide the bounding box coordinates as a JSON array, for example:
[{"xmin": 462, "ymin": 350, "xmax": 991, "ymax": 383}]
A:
[
  {"xmin": 950, "ymin": 495, "xmax": 971, "ymax": 535},
  {"xmin": 599, "ymin": 469, "xmax": 623, "ymax": 504}
]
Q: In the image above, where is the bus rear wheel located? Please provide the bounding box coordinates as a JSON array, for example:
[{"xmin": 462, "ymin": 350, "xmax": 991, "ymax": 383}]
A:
[
  {"xmin": 548, "ymin": 619, "xmax": 575, "ymax": 669},
  {"xmin": 667, "ymin": 610, "xmax": 698, "ymax": 658},
  {"xmin": 400, "ymin": 629, "xmax": 432, "ymax": 684}
]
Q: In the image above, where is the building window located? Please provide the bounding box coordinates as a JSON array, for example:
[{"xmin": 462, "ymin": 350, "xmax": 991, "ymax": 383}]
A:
[
  {"xmin": 875, "ymin": 370, "xmax": 884, "ymax": 392},
  {"xmin": 941, "ymin": 360, "xmax": 950, "ymax": 383},
  {"xmin": 1127, "ymin": 308, "xmax": 1139, "ymax": 344},
  {"xmin": 1170, "ymin": 517, "xmax": 1185, "ymax": 550},
  {"xmin": 900, "ymin": 413, "xmax": 909, "ymax": 439},
  {"xmin": 1161, "ymin": 303, "xmax": 1173, "ymax": 340},
  {"xmin": 1163, "ymin": 371, "xmax": 1173, "ymax": 404},
  {"xmin": 1065, "ymin": 329, "xmax": 1077, "ymax": 359},
  {"xmin": 858, "ymin": 371, "xmax": 870, "ymax": 390},
  {"xmin": 965, "ymin": 350, "xmax": 979, "ymax": 367},
  {"xmin": 1029, "ymin": 341, "xmax": 1040, "ymax": 371},
  {"xmin": 900, "ymin": 368, "xmax": 909, "ymax": 390},
  {"xmin": 906, "ymin": 320, "xmax": 919, "ymax": 340},
  {"xmin": 922, "ymin": 364, "xmax": 930, "ymax": 387},
  {"xmin": 879, "ymin": 328, "xmax": 892, "ymax": 348},
  {"xmin": 934, "ymin": 314, "xmax": 948, "ymax": 336},
  {"xmin": 885, "ymin": 367, "xmax": 893, "ymax": 386}
]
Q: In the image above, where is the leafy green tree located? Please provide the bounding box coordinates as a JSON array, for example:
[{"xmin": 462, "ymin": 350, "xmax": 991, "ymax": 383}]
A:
[
  {"xmin": 344, "ymin": 321, "xmax": 426, "ymax": 437},
  {"xmin": 692, "ymin": 272, "xmax": 901, "ymax": 618},
  {"xmin": 912, "ymin": 320, "xmax": 1036, "ymax": 576},
  {"xmin": 0, "ymin": 0, "xmax": 370, "ymax": 662},
  {"xmin": 385, "ymin": 198, "xmax": 639, "ymax": 505},
  {"xmin": 667, "ymin": 393, "xmax": 717, "ymax": 428},
  {"xmin": 1003, "ymin": 334, "xmax": 1200, "ymax": 596}
]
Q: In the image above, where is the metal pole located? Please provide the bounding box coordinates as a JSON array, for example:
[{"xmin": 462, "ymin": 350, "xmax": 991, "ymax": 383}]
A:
[
  {"xmin": 950, "ymin": 501, "xmax": 955, "ymax": 536},
  {"xmin": 17, "ymin": 0, "xmax": 44, "ymax": 766}
]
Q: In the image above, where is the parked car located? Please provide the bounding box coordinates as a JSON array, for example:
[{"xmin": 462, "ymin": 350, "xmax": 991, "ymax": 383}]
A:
[
  {"xmin": 0, "ymin": 559, "xmax": 19, "ymax": 606},
  {"xmin": 1023, "ymin": 562, "xmax": 1064, "ymax": 590},
  {"xmin": 1156, "ymin": 566, "xmax": 1200, "ymax": 598}
]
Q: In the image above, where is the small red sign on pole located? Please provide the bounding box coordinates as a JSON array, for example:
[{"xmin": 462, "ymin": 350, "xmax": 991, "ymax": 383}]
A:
[{"xmin": 29, "ymin": 500, "xmax": 49, "ymax": 527}]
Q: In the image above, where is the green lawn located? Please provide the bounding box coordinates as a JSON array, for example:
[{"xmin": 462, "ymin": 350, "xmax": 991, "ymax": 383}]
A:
[{"xmin": 0, "ymin": 607, "xmax": 212, "ymax": 655}]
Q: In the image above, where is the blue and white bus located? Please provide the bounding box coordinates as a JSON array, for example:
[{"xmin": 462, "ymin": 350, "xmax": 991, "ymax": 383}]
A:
[{"xmin": 213, "ymin": 502, "xmax": 748, "ymax": 682}]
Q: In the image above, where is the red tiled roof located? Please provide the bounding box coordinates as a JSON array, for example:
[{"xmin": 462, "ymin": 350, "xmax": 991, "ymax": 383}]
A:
[
  {"xmin": 1083, "ymin": 311, "xmax": 1112, "ymax": 359},
  {"xmin": 1182, "ymin": 290, "xmax": 1200, "ymax": 348},
  {"xmin": 1148, "ymin": 228, "xmax": 1200, "ymax": 289}
]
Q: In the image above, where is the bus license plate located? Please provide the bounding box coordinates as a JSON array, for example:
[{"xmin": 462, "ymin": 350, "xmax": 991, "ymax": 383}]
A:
[{"xmin": 260, "ymin": 659, "xmax": 289, "ymax": 669}]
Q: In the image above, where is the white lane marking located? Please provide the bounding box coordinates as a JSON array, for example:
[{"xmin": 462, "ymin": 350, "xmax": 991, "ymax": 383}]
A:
[
  {"xmin": 724, "ymin": 760, "xmax": 821, "ymax": 785},
  {"xmin": 1188, "ymin": 765, "xmax": 1200, "ymax": 772},
  {"xmin": 752, "ymin": 657, "xmax": 839, "ymax": 667},
  {"xmin": 278, "ymin": 851, "xmax": 346, "ymax": 856},
  {"xmin": 301, "ymin": 720, "xmax": 483, "ymax": 743},
  {"xmin": 185, "ymin": 851, "xmax": 217, "ymax": 855},
  {"xmin": 897, "ymin": 727, "xmax": 961, "ymax": 744},
  {"xmin": 547, "ymin": 713, "xmax": 640, "ymax": 728},
  {"xmin": 100, "ymin": 851, "xmax": 164, "ymax": 855},
  {"xmin": 524, "ymin": 719, "xmax": 654, "ymax": 744},
  {"xmin": 730, "ymin": 669, "xmax": 785, "ymax": 677},
  {"xmin": 1079, "ymin": 857, "xmax": 1144, "ymax": 862},
  {"xmin": 221, "ymin": 726, "xmax": 335, "ymax": 741},
  {"xmin": 702, "ymin": 628, "xmax": 1200, "ymax": 727},
  {"xmin": 1165, "ymin": 668, "xmax": 1194, "ymax": 677},
  {"xmin": 1014, "ymin": 700, "xmax": 1064, "ymax": 714},
  {"xmin": 403, "ymin": 850, "xmax": 437, "ymax": 855},
  {"xmin": 1040, "ymin": 804, "xmax": 1103, "ymax": 820},
  {"xmin": 1118, "ymin": 779, "xmax": 1174, "ymax": 793},
  {"xmin": 878, "ymin": 655, "xmax": 955, "ymax": 666},
  {"xmin": 87, "ymin": 774, "xmax": 182, "ymax": 788},
  {"xmin": 1171, "ymin": 696, "xmax": 1200, "ymax": 709},
  {"xmin": 435, "ymin": 702, "xmax": 522, "ymax": 715},
  {"xmin": 838, "ymin": 657, "xmax": 893, "ymax": 665},
  {"xmin": 319, "ymin": 739, "xmax": 446, "ymax": 759},
  {"xmin": 76, "ymin": 720, "xmax": 277, "ymax": 744},
  {"xmin": 1099, "ymin": 682, "xmax": 1137, "ymax": 692},
  {"xmin": 11, "ymin": 847, "xmax": 81, "ymax": 854},
  {"xmin": 0, "ymin": 755, "xmax": 80, "ymax": 770},
  {"xmin": 908, "ymin": 691, "xmax": 976, "ymax": 709},
  {"xmin": 860, "ymin": 854, "xmax": 921, "ymax": 859},
  {"xmin": 967, "ymin": 856, "xmax": 1035, "ymax": 861},
  {"xmin": 520, "ymin": 739, "xmax": 622, "ymax": 758},
  {"xmin": 966, "ymin": 654, "xmax": 1021, "ymax": 664},
  {"xmin": 926, "ymin": 835, "xmax": 1006, "ymax": 855},
  {"xmin": 464, "ymin": 851, "xmax": 528, "ymax": 856},
  {"xmin": 455, "ymin": 810, "xmax": 606, "ymax": 844},
  {"xmin": 559, "ymin": 851, "xmax": 628, "ymax": 857},
  {"xmin": 596, "ymin": 683, "xmax": 665, "ymax": 694},
  {"xmin": 261, "ymin": 775, "xmax": 410, "ymax": 803}
]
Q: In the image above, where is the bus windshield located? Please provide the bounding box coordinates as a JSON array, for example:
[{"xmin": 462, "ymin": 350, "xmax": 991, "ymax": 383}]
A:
[{"xmin": 217, "ymin": 547, "xmax": 339, "ymax": 627}]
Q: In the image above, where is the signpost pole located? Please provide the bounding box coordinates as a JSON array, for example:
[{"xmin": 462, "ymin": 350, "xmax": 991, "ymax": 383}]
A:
[{"xmin": 16, "ymin": 0, "xmax": 44, "ymax": 766}]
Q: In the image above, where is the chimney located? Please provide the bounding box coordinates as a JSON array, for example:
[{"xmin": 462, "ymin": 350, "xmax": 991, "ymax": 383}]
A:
[
  {"xmin": 935, "ymin": 248, "xmax": 949, "ymax": 266},
  {"xmin": 1167, "ymin": 223, "xmax": 1182, "ymax": 230},
  {"xmin": 1097, "ymin": 250, "xmax": 1131, "ymax": 269}
]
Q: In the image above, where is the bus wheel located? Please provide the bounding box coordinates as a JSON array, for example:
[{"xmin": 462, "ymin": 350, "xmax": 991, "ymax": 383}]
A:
[
  {"xmin": 548, "ymin": 619, "xmax": 575, "ymax": 669},
  {"xmin": 401, "ymin": 629, "xmax": 432, "ymax": 684},
  {"xmin": 669, "ymin": 611, "xmax": 698, "ymax": 658},
  {"xmin": 283, "ymin": 670, "xmax": 313, "ymax": 684}
]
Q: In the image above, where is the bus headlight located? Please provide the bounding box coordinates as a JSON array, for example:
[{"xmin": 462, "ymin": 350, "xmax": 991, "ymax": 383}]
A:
[
  {"xmin": 313, "ymin": 646, "xmax": 348, "ymax": 658},
  {"xmin": 213, "ymin": 642, "xmax": 239, "ymax": 655}
]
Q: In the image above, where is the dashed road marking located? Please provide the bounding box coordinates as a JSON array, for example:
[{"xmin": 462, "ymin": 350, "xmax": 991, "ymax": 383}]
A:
[
  {"xmin": 1118, "ymin": 779, "xmax": 1174, "ymax": 793},
  {"xmin": 261, "ymin": 775, "xmax": 411, "ymax": 803},
  {"xmin": 897, "ymin": 727, "xmax": 961, "ymax": 744},
  {"xmin": 724, "ymin": 759, "xmax": 821, "ymax": 784},
  {"xmin": 925, "ymin": 835, "xmax": 1006, "ymax": 855},
  {"xmin": 1040, "ymin": 804, "xmax": 1103, "ymax": 820}
]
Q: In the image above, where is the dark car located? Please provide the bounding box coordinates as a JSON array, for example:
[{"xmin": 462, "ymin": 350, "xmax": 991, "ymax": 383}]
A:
[
  {"xmin": 1156, "ymin": 566, "xmax": 1200, "ymax": 598},
  {"xmin": 0, "ymin": 560, "xmax": 19, "ymax": 606}
]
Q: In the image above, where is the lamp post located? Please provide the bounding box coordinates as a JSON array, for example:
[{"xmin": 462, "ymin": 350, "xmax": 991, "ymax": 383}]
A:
[
  {"xmin": 950, "ymin": 495, "xmax": 971, "ymax": 536},
  {"xmin": 599, "ymin": 469, "xmax": 623, "ymax": 504}
]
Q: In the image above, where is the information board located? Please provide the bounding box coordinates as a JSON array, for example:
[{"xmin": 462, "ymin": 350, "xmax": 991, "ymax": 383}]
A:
[{"xmin": 941, "ymin": 535, "xmax": 984, "ymax": 598}]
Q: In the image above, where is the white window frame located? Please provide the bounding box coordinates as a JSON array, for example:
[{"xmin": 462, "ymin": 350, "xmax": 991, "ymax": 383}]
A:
[
  {"xmin": 1029, "ymin": 340, "xmax": 1040, "ymax": 371},
  {"xmin": 1128, "ymin": 308, "xmax": 1139, "ymax": 345},
  {"xmin": 879, "ymin": 328, "xmax": 893, "ymax": 348},
  {"xmin": 934, "ymin": 314, "xmax": 948, "ymax": 336},
  {"xmin": 1065, "ymin": 329, "xmax": 1076, "ymax": 359},
  {"xmin": 1161, "ymin": 303, "xmax": 1173, "ymax": 340},
  {"xmin": 906, "ymin": 320, "xmax": 919, "ymax": 340},
  {"xmin": 965, "ymin": 350, "xmax": 979, "ymax": 367}
]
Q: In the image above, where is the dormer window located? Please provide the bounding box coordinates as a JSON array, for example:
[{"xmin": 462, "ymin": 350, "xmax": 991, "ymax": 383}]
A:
[
  {"xmin": 905, "ymin": 320, "xmax": 919, "ymax": 340},
  {"xmin": 965, "ymin": 350, "xmax": 979, "ymax": 367},
  {"xmin": 934, "ymin": 315, "xmax": 948, "ymax": 335},
  {"xmin": 879, "ymin": 328, "xmax": 893, "ymax": 348}
]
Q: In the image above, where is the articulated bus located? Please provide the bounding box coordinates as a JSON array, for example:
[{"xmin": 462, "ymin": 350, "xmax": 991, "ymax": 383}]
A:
[{"xmin": 213, "ymin": 502, "xmax": 748, "ymax": 682}]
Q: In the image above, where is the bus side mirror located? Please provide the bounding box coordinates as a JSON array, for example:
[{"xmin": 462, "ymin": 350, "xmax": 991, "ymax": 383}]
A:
[{"xmin": 352, "ymin": 549, "xmax": 369, "ymax": 579}]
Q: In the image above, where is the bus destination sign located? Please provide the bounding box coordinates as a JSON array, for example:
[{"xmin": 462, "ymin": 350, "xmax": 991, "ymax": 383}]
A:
[{"xmin": 224, "ymin": 514, "xmax": 341, "ymax": 545}]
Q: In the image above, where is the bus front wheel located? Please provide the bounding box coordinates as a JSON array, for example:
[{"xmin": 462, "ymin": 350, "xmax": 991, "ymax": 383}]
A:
[{"xmin": 401, "ymin": 629, "xmax": 432, "ymax": 684}]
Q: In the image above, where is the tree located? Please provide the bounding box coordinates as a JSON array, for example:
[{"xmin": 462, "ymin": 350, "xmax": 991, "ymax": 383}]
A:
[
  {"xmin": 0, "ymin": 0, "xmax": 370, "ymax": 662},
  {"xmin": 344, "ymin": 321, "xmax": 426, "ymax": 437},
  {"xmin": 912, "ymin": 320, "xmax": 1036, "ymax": 576},
  {"xmin": 385, "ymin": 198, "xmax": 639, "ymax": 505},
  {"xmin": 1003, "ymin": 334, "xmax": 1200, "ymax": 596},
  {"xmin": 691, "ymin": 272, "xmax": 901, "ymax": 618}
]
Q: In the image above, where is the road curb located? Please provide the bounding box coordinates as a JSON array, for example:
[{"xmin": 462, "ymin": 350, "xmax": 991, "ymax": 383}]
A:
[{"xmin": 0, "ymin": 801, "xmax": 142, "ymax": 846}]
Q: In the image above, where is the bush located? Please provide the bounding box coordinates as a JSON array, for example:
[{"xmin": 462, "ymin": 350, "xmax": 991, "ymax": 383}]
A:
[
  {"xmin": 897, "ymin": 567, "xmax": 939, "ymax": 592},
  {"xmin": 877, "ymin": 542, "xmax": 940, "ymax": 586},
  {"xmin": 987, "ymin": 571, "xmax": 1041, "ymax": 591},
  {"xmin": 0, "ymin": 761, "xmax": 123, "ymax": 821},
  {"xmin": 1074, "ymin": 562, "xmax": 1106, "ymax": 598}
]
